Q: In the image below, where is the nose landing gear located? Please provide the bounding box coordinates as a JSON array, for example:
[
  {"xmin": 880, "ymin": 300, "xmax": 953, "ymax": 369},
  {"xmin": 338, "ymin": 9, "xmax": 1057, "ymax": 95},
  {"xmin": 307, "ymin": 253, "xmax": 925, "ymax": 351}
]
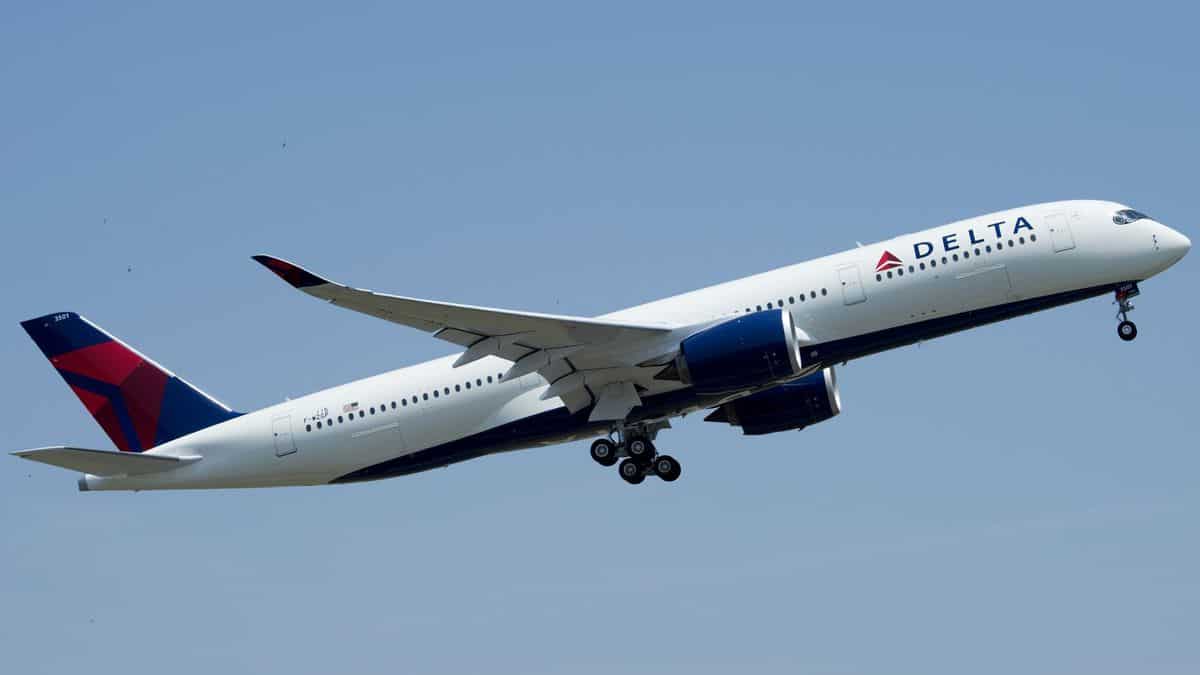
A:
[{"xmin": 1114, "ymin": 282, "xmax": 1140, "ymax": 342}]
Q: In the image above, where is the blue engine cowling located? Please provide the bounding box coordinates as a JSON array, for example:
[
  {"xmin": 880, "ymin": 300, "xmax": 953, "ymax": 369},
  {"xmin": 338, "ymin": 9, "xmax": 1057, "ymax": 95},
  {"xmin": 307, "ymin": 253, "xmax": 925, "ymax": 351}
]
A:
[
  {"xmin": 676, "ymin": 309, "xmax": 804, "ymax": 395},
  {"xmin": 704, "ymin": 368, "xmax": 841, "ymax": 435}
]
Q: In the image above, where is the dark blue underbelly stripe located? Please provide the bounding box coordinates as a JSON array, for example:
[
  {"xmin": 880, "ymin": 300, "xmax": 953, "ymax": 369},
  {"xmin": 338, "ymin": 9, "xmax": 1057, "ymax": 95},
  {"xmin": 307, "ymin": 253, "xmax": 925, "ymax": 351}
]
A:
[
  {"xmin": 332, "ymin": 281, "xmax": 1124, "ymax": 484},
  {"xmin": 803, "ymin": 282, "xmax": 1120, "ymax": 365}
]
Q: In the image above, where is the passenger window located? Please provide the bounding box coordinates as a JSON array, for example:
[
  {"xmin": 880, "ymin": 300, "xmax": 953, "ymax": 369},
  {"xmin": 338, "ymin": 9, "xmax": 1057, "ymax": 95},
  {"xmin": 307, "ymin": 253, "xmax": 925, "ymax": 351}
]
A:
[
  {"xmin": 423, "ymin": 393, "xmax": 429, "ymax": 400},
  {"xmin": 1008, "ymin": 239, "xmax": 1014, "ymax": 247},
  {"xmin": 433, "ymin": 391, "xmax": 439, "ymax": 398},
  {"xmin": 455, "ymin": 384, "xmax": 461, "ymax": 392},
  {"xmin": 986, "ymin": 245, "xmax": 992, "ymax": 253},
  {"xmin": 756, "ymin": 305, "xmax": 762, "ymax": 311},
  {"xmin": 997, "ymin": 242, "xmax": 1003, "ymax": 250},
  {"xmin": 766, "ymin": 302, "xmax": 773, "ymax": 309},
  {"xmin": 306, "ymin": 424, "xmax": 312, "ymax": 432},
  {"xmin": 1019, "ymin": 236, "xmax": 1026, "ymax": 244},
  {"xmin": 788, "ymin": 296, "xmax": 795, "ymax": 303},
  {"xmin": 876, "ymin": 274, "xmax": 882, "ymax": 281},
  {"xmin": 487, "ymin": 376, "xmax": 493, "ymax": 383},
  {"xmin": 963, "ymin": 251, "xmax": 970, "ymax": 259},
  {"xmin": 338, "ymin": 415, "xmax": 344, "ymax": 423},
  {"xmin": 930, "ymin": 259, "xmax": 937, "ymax": 268},
  {"xmin": 810, "ymin": 291, "xmax": 816, "ymax": 299},
  {"xmin": 941, "ymin": 257, "xmax": 948, "ymax": 265},
  {"xmin": 887, "ymin": 270, "xmax": 893, "ymax": 278},
  {"xmin": 919, "ymin": 262, "xmax": 926, "ymax": 270},
  {"xmin": 316, "ymin": 421, "xmax": 322, "ymax": 429},
  {"xmin": 1031, "ymin": 234, "xmax": 1037, "ymax": 242},
  {"xmin": 444, "ymin": 387, "xmax": 450, "ymax": 395},
  {"xmin": 821, "ymin": 288, "xmax": 827, "ymax": 296},
  {"xmin": 897, "ymin": 269, "xmax": 904, "ymax": 276},
  {"xmin": 974, "ymin": 248, "xmax": 981, "ymax": 256}
]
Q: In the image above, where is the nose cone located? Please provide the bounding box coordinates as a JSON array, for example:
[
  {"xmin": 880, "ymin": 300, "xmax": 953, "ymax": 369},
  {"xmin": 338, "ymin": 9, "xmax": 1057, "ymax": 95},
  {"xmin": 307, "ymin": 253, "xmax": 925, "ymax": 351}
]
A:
[{"xmin": 1164, "ymin": 227, "xmax": 1191, "ymax": 262}]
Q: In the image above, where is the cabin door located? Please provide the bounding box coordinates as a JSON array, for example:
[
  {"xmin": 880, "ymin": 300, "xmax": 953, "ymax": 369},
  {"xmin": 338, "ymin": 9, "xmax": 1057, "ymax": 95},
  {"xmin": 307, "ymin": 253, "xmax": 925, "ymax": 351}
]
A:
[
  {"xmin": 1046, "ymin": 213, "xmax": 1076, "ymax": 252},
  {"xmin": 838, "ymin": 265, "xmax": 867, "ymax": 305},
  {"xmin": 273, "ymin": 415, "xmax": 297, "ymax": 457}
]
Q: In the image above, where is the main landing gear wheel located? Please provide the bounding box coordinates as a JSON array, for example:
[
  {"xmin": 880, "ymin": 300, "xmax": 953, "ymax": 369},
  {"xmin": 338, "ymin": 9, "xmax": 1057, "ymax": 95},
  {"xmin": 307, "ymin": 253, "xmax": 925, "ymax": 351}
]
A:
[
  {"xmin": 627, "ymin": 437, "xmax": 655, "ymax": 463},
  {"xmin": 590, "ymin": 439, "xmax": 618, "ymax": 466},
  {"xmin": 1118, "ymin": 320, "xmax": 1138, "ymax": 342},
  {"xmin": 619, "ymin": 459, "xmax": 645, "ymax": 485},
  {"xmin": 653, "ymin": 455, "xmax": 681, "ymax": 482}
]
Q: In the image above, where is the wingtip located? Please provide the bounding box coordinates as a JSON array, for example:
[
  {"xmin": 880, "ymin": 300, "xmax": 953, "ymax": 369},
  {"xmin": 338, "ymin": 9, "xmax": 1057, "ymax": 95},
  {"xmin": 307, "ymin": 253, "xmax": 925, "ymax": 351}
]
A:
[{"xmin": 251, "ymin": 255, "xmax": 329, "ymax": 288}]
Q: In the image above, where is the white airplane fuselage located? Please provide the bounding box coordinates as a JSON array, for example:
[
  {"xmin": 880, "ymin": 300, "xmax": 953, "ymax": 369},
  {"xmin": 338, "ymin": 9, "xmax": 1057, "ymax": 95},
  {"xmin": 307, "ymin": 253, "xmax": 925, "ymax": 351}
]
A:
[{"xmin": 59, "ymin": 200, "xmax": 1189, "ymax": 490}]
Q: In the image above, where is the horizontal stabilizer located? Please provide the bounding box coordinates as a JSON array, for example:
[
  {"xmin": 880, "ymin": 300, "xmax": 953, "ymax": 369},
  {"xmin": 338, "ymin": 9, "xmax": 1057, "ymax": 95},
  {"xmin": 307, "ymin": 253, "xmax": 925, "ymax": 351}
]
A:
[{"xmin": 12, "ymin": 446, "xmax": 199, "ymax": 477}]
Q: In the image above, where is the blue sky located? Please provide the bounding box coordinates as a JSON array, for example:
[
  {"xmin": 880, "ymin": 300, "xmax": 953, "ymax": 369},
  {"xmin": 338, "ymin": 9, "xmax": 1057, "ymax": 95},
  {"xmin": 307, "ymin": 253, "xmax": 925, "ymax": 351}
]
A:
[{"xmin": 2, "ymin": 2, "xmax": 1197, "ymax": 673}]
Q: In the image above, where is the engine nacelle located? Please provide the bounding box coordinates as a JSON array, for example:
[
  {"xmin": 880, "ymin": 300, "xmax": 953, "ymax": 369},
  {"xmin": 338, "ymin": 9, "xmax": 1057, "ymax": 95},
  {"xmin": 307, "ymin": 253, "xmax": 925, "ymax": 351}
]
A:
[
  {"xmin": 676, "ymin": 309, "xmax": 803, "ymax": 395},
  {"xmin": 704, "ymin": 368, "xmax": 841, "ymax": 435}
]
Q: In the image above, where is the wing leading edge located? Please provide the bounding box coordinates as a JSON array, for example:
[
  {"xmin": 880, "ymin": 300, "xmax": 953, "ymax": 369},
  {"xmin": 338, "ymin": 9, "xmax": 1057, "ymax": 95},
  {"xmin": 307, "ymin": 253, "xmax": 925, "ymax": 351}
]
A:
[{"xmin": 252, "ymin": 255, "xmax": 682, "ymax": 418}]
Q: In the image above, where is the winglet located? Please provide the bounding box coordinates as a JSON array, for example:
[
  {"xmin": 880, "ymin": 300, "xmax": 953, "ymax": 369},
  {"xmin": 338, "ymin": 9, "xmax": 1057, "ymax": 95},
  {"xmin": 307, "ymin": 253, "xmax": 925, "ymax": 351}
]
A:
[{"xmin": 252, "ymin": 255, "xmax": 331, "ymax": 288}]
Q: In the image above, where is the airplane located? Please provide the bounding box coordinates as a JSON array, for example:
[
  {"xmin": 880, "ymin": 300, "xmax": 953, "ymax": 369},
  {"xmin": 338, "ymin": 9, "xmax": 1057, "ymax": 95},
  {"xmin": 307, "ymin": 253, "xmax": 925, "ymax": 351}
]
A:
[{"xmin": 13, "ymin": 200, "xmax": 1190, "ymax": 491}]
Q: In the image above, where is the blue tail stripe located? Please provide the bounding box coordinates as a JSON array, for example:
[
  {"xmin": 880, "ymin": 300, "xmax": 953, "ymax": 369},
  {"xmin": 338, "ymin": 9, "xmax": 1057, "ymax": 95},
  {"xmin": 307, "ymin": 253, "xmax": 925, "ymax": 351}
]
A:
[
  {"xmin": 155, "ymin": 378, "xmax": 241, "ymax": 446},
  {"xmin": 57, "ymin": 370, "xmax": 145, "ymax": 452}
]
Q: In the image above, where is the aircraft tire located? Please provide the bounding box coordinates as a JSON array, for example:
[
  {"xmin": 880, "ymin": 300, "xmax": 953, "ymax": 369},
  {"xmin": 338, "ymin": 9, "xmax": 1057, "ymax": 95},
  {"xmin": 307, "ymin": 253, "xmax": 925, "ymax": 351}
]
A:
[
  {"xmin": 619, "ymin": 459, "xmax": 645, "ymax": 485},
  {"xmin": 627, "ymin": 437, "xmax": 654, "ymax": 463},
  {"xmin": 653, "ymin": 455, "xmax": 681, "ymax": 482},
  {"xmin": 1118, "ymin": 320, "xmax": 1138, "ymax": 342},
  {"xmin": 590, "ymin": 439, "xmax": 618, "ymax": 466}
]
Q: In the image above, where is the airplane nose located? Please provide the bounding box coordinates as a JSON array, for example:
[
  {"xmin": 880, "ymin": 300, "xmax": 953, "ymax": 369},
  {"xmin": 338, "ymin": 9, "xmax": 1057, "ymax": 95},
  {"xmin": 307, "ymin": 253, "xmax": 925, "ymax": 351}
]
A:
[{"xmin": 1165, "ymin": 227, "xmax": 1191, "ymax": 260}]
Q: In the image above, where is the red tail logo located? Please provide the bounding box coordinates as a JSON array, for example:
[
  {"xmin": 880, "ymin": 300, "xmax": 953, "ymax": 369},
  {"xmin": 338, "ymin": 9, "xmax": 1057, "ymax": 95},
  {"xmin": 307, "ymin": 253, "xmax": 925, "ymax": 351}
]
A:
[{"xmin": 875, "ymin": 250, "xmax": 903, "ymax": 272}]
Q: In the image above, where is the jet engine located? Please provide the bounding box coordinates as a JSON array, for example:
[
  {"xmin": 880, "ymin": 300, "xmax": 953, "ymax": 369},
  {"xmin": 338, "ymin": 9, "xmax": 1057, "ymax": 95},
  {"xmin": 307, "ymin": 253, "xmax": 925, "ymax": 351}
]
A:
[
  {"xmin": 674, "ymin": 309, "xmax": 804, "ymax": 395},
  {"xmin": 704, "ymin": 367, "xmax": 841, "ymax": 435}
]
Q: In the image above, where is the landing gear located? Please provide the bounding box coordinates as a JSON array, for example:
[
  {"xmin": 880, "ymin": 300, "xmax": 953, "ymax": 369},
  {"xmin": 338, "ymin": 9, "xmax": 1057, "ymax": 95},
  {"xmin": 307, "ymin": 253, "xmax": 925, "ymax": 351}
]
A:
[
  {"xmin": 1114, "ymin": 283, "xmax": 1140, "ymax": 342},
  {"xmin": 627, "ymin": 437, "xmax": 654, "ymax": 463},
  {"xmin": 618, "ymin": 459, "xmax": 645, "ymax": 485},
  {"xmin": 653, "ymin": 455, "xmax": 681, "ymax": 482},
  {"xmin": 592, "ymin": 423, "xmax": 683, "ymax": 485},
  {"xmin": 590, "ymin": 439, "xmax": 618, "ymax": 466}
]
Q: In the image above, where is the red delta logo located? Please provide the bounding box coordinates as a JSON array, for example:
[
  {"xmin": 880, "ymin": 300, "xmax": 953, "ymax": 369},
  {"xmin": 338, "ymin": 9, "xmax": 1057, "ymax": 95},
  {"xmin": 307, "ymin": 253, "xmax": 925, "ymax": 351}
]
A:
[{"xmin": 875, "ymin": 250, "xmax": 903, "ymax": 273}]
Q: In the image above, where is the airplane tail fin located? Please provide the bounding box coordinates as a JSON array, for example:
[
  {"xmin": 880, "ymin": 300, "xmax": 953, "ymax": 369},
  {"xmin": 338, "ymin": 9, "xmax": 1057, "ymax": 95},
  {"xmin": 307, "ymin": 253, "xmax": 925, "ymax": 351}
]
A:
[{"xmin": 20, "ymin": 312, "xmax": 241, "ymax": 452}]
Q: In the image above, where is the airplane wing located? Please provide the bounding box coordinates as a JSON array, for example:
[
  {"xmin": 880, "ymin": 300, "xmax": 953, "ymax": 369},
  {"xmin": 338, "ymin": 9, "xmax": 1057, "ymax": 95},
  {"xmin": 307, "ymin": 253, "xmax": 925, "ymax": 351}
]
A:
[
  {"xmin": 13, "ymin": 446, "xmax": 200, "ymax": 477},
  {"xmin": 252, "ymin": 255, "xmax": 685, "ymax": 418}
]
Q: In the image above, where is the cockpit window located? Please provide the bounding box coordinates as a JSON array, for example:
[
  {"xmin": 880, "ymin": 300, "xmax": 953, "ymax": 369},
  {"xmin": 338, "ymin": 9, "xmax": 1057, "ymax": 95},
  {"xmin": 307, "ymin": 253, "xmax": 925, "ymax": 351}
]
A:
[{"xmin": 1114, "ymin": 209, "xmax": 1151, "ymax": 225}]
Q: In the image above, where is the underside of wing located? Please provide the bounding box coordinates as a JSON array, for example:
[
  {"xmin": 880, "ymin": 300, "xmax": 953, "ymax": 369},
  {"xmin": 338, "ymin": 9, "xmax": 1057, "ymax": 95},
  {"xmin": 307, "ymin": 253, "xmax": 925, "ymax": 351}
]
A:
[{"xmin": 253, "ymin": 255, "xmax": 687, "ymax": 418}]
